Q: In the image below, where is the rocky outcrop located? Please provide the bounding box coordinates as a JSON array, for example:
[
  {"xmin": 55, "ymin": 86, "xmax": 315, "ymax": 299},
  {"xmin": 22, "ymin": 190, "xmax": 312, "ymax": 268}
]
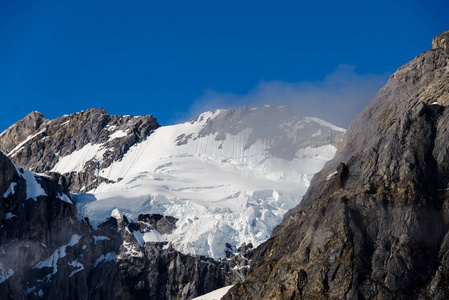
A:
[
  {"xmin": 433, "ymin": 29, "xmax": 449, "ymax": 55},
  {"xmin": 0, "ymin": 108, "xmax": 160, "ymax": 192},
  {"xmin": 0, "ymin": 151, "xmax": 249, "ymax": 299},
  {"xmin": 224, "ymin": 30, "xmax": 449, "ymax": 299}
]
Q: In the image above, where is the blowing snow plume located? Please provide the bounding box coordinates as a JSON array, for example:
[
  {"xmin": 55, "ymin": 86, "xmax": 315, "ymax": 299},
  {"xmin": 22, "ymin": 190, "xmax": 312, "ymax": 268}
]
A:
[{"xmin": 184, "ymin": 64, "xmax": 390, "ymax": 128}]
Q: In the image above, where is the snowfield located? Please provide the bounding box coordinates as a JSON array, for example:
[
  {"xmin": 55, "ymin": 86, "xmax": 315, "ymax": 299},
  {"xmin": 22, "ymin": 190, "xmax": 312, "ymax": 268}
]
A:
[
  {"xmin": 191, "ymin": 285, "xmax": 234, "ymax": 300},
  {"xmin": 64, "ymin": 106, "xmax": 343, "ymax": 258}
]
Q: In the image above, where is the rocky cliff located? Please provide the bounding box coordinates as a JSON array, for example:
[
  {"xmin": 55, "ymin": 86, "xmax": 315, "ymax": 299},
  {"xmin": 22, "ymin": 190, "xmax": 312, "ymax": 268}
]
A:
[
  {"xmin": 0, "ymin": 150, "xmax": 249, "ymax": 299},
  {"xmin": 224, "ymin": 30, "xmax": 449, "ymax": 299},
  {"xmin": 0, "ymin": 108, "xmax": 160, "ymax": 193}
]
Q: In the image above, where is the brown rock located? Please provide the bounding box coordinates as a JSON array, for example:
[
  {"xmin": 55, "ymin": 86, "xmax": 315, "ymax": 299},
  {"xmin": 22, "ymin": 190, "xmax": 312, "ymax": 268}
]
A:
[{"xmin": 224, "ymin": 29, "xmax": 449, "ymax": 300}]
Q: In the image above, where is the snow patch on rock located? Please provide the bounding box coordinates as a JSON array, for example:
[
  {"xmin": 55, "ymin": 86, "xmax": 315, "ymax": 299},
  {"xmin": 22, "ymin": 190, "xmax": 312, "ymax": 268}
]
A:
[
  {"xmin": 92, "ymin": 235, "xmax": 110, "ymax": 245},
  {"xmin": 7, "ymin": 128, "xmax": 47, "ymax": 158},
  {"xmin": 108, "ymin": 130, "xmax": 128, "ymax": 141},
  {"xmin": 57, "ymin": 192, "xmax": 72, "ymax": 204},
  {"xmin": 93, "ymin": 252, "xmax": 118, "ymax": 267},
  {"xmin": 191, "ymin": 285, "xmax": 234, "ymax": 300},
  {"xmin": 0, "ymin": 263, "xmax": 14, "ymax": 283},
  {"xmin": 4, "ymin": 212, "xmax": 16, "ymax": 220},
  {"xmin": 33, "ymin": 234, "xmax": 82, "ymax": 277},
  {"xmin": 68, "ymin": 259, "xmax": 84, "ymax": 277},
  {"xmin": 133, "ymin": 229, "xmax": 165, "ymax": 246},
  {"xmin": 3, "ymin": 182, "xmax": 17, "ymax": 198},
  {"xmin": 19, "ymin": 169, "xmax": 47, "ymax": 201},
  {"xmin": 119, "ymin": 241, "xmax": 143, "ymax": 258},
  {"xmin": 51, "ymin": 143, "xmax": 106, "ymax": 174}
]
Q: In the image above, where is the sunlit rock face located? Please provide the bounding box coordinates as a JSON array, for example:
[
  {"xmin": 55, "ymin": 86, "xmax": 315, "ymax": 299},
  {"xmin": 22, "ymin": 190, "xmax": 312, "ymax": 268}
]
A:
[
  {"xmin": 0, "ymin": 108, "xmax": 160, "ymax": 193},
  {"xmin": 433, "ymin": 29, "xmax": 449, "ymax": 55},
  {"xmin": 224, "ymin": 30, "xmax": 449, "ymax": 300}
]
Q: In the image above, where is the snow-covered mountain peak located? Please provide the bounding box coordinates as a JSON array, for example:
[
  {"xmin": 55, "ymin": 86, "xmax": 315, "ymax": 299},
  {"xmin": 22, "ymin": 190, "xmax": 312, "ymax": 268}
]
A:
[
  {"xmin": 1, "ymin": 106, "xmax": 345, "ymax": 258},
  {"xmin": 176, "ymin": 105, "xmax": 344, "ymax": 162},
  {"xmin": 74, "ymin": 106, "xmax": 345, "ymax": 258}
]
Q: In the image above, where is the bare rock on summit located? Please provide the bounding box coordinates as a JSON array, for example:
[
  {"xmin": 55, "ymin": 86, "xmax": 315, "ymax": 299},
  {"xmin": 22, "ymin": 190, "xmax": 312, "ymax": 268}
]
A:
[
  {"xmin": 0, "ymin": 108, "xmax": 160, "ymax": 192},
  {"xmin": 224, "ymin": 30, "xmax": 449, "ymax": 299},
  {"xmin": 433, "ymin": 29, "xmax": 449, "ymax": 54}
]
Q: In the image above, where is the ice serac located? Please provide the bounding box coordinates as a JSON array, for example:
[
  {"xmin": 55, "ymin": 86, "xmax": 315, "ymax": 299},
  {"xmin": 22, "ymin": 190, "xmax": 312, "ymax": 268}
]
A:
[{"xmin": 224, "ymin": 29, "xmax": 449, "ymax": 299}]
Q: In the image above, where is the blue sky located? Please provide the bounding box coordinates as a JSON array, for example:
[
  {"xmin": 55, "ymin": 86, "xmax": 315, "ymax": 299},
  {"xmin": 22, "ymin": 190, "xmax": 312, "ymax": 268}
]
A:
[{"xmin": 1, "ymin": 0, "xmax": 448, "ymax": 131}]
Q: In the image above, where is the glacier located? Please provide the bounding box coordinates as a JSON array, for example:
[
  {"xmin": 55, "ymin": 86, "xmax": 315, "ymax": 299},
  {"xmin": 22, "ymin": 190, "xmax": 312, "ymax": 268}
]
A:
[{"xmin": 57, "ymin": 106, "xmax": 344, "ymax": 258}]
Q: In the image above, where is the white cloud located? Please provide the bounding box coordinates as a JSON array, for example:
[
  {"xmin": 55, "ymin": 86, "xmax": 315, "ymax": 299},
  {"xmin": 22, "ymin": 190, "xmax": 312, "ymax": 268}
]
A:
[{"xmin": 182, "ymin": 64, "xmax": 390, "ymax": 128}]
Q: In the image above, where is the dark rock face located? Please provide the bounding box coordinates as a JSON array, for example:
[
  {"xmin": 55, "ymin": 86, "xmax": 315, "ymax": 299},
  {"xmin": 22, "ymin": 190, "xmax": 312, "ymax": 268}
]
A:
[
  {"xmin": 0, "ymin": 151, "xmax": 249, "ymax": 299},
  {"xmin": 0, "ymin": 108, "xmax": 160, "ymax": 193},
  {"xmin": 21, "ymin": 213, "xmax": 249, "ymax": 300},
  {"xmin": 224, "ymin": 30, "xmax": 449, "ymax": 299},
  {"xmin": 0, "ymin": 150, "xmax": 82, "ymax": 297}
]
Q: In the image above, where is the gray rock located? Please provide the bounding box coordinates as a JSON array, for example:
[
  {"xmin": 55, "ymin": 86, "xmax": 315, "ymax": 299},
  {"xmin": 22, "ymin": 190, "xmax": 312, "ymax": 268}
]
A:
[
  {"xmin": 0, "ymin": 108, "xmax": 160, "ymax": 193},
  {"xmin": 433, "ymin": 29, "xmax": 449, "ymax": 55}
]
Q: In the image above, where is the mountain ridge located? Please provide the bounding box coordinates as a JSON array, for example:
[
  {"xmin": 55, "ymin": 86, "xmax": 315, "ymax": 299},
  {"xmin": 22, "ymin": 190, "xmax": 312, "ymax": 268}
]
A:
[
  {"xmin": 1, "ymin": 105, "xmax": 344, "ymax": 258},
  {"xmin": 0, "ymin": 108, "xmax": 160, "ymax": 193}
]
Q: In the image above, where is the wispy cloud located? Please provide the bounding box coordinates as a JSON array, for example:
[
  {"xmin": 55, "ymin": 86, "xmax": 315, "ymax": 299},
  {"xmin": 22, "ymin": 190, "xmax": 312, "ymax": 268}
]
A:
[{"xmin": 181, "ymin": 64, "xmax": 390, "ymax": 128}]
